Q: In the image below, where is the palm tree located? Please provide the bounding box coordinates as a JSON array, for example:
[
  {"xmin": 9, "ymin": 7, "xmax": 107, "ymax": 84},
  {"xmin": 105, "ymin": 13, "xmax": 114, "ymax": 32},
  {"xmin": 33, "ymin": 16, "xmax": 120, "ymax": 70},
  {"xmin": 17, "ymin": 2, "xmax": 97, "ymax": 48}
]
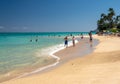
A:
[
  {"xmin": 97, "ymin": 8, "xmax": 120, "ymax": 32},
  {"xmin": 101, "ymin": 13, "xmax": 106, "ymax": 18},
  {"xmin": 107, "ymin": 8, "xmax": 115, "ymax": 28},
  {"xmin": 116, "ymin": 15, "xmax": 120, "ymax": 30},
  {"xmin": 97, "ymin": 18, "xmax": 107, "ymax": 32},
  {"xmin": 101, "ymin": 13, "xmax": 108, "ymax": 21},
  {"xmin": 116, "ymin": 16, "xmax": 120, "ymax": 24}
]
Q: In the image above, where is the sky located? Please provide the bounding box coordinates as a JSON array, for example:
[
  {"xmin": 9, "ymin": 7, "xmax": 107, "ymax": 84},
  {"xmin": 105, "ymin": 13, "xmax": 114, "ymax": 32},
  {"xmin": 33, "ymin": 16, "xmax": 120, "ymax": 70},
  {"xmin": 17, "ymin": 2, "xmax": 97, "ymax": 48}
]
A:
[{"xmin": 0, "ymin": 0, "xmax": 120, "ymax": 32}]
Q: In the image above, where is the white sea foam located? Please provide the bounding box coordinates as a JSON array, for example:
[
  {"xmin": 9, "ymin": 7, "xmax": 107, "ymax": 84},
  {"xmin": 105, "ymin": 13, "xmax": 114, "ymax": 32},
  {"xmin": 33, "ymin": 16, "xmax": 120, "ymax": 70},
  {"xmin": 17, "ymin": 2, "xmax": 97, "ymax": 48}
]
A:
[{"xmin": 16, "ymin": 39, "xmax": 78, "ymax": 79}]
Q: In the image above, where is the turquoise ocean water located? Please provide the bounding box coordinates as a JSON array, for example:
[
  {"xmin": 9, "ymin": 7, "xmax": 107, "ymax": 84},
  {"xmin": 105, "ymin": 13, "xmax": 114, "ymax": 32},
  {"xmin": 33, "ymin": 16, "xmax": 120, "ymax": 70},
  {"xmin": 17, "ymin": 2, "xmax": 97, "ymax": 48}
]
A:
[{"xmin": 0, "ymin": 32, "xmax": 90, "ymax": 82}]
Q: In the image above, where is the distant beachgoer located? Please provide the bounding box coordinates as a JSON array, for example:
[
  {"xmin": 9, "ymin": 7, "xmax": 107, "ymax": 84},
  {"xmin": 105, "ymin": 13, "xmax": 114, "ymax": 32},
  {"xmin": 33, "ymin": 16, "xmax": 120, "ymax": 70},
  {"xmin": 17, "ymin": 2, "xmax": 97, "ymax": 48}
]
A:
[
  {"xmin": 35, "ymin": 39, "xmax": 38, "ymax": 42},
  {"xmin": 81, "ymin": 33, "xmax": 83, "ymax": 39},
  {"xmin": 30, "ymin": 39, "xmax": 32, "ymax": 42},
  {"xmin": 72, "ymin": 36, "xmax": 75, "ymax": 47},
  {"xmin": 89, "ymin": 32, "xmax": 92, "ymax": 42},
  {"xmin": 35, "ymin": 36, "xmax": 39, "ymax": 42},
  {"xmin": 89, "ymin": 31, "xmax": 93, "ymax": 47},
  {"xmin": 64, "ymin": 36, "xmax": 68, "ymax": 47}
]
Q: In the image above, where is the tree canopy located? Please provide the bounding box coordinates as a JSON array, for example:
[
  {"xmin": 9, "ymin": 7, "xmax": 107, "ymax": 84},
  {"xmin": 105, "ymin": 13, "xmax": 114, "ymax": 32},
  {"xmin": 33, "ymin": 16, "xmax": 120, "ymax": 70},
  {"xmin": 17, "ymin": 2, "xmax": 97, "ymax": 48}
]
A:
[{"xmin": 97, "ymin": 8, "xmax": 120, "ymax": 33}]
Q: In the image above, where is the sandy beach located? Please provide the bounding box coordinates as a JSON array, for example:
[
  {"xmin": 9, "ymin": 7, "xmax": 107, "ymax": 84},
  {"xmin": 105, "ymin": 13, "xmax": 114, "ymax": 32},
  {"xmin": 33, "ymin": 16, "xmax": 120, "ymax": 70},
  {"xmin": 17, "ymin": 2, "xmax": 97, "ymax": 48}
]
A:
[{"xmin": 2, "ymin": 35, "xmax": 120, "ymax": 84}]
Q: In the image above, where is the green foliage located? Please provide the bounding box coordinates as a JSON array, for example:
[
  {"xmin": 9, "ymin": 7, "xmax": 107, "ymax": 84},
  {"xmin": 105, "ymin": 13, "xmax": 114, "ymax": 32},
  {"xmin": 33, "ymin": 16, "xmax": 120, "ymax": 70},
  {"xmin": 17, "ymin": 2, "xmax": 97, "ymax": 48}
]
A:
[
  {"xmin": 97, "ymin": 8, "xmax": 120, "ymax": 33},
  {"xmin": 109, "ymin": 28, "xmax": 118, "ymax": 33}
]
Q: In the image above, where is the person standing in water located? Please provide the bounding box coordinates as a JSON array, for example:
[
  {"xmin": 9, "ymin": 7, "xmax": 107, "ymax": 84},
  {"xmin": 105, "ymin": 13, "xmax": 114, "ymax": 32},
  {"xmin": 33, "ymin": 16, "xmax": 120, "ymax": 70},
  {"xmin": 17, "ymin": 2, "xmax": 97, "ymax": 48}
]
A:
[
  {"xmin": 64, "ymin": 36, "xmax": 68, "ymax": 48},
  {"xmin": 81, "ymin": 33, "xmax": 83, "ymax": 39},
  {"xmin": 72, "ymin": 36, "xmax": 75, "ymax": 47},
  {"xmin": 35, "ymin": 39, "xmax": 38, "ymax": 42},
  {"xmin": 35, "ymin": 36, "xmax": 38, "ymax": 42}
]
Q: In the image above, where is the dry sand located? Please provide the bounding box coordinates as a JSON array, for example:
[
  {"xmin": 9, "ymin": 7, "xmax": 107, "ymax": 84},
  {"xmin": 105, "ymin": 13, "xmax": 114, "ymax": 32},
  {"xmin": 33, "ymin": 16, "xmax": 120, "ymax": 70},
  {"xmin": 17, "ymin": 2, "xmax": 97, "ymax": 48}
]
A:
[{"xmin": 2, "ymin": 35, "xmax": 120, "ymax": 84}]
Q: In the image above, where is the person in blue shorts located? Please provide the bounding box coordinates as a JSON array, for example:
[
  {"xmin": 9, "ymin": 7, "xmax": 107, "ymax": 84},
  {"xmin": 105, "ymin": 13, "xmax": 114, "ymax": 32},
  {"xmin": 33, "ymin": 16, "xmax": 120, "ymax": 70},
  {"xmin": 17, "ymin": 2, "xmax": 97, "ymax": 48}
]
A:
[{"xmin": 64, "ymin": 36, "xmax": 68, "ymax": 48}]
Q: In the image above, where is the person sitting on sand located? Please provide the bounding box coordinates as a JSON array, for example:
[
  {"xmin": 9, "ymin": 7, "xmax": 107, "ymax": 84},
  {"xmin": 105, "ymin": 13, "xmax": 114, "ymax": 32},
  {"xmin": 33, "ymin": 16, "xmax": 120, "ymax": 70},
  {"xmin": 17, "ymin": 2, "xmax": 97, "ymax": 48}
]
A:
[{"xmin": 64, "ymin": 36, "xmax": 68, "ymax": 48}]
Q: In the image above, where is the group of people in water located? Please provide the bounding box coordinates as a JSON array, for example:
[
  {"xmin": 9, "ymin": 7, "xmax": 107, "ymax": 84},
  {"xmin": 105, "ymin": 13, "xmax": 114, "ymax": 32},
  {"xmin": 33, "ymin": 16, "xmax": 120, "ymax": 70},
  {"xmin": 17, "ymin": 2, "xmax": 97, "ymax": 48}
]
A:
[
  {"xmin": 64, "ymin": 31, "xmax": 93, "ymax": 48},
  {"xmin": 29, "ymin": 32, "xmax": 93, "ymax": 47},
  {"xmin": 30, "ymin": 36, "xmax": 38, "ymax": 42},
  {"xmin": 30, "ymin": 39, "xmax": 38, "ymax": 42},
  {"xmin": 64, "ymin": 36, "xmax": 76, "ymax": 47}
]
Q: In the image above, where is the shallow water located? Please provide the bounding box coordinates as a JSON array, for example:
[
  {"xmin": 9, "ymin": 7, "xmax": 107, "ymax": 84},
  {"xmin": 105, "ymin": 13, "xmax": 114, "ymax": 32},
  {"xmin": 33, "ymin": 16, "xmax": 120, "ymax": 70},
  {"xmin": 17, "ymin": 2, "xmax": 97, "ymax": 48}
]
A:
[{"xmin": 0, "ymin": 32, "xmax": 91, "ymax": 82}]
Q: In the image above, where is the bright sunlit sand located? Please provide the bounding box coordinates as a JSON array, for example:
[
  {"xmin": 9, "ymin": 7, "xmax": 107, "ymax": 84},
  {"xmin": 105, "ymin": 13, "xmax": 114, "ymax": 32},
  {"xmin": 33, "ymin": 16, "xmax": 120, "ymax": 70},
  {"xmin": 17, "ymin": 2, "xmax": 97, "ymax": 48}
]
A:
[
  {"xmin": 1, "ymin": 0, "xmax": 120, "ymax": 84},
  {"xmin": 2, "ymin": 35, "xmax": 120, "ymax": 84}
]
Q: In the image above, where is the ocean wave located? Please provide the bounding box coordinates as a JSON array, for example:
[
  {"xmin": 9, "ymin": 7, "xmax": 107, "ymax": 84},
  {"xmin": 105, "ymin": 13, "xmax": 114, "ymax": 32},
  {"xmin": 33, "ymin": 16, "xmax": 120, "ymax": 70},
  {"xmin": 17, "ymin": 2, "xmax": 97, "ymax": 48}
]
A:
[{"xmin": 15, "ymin": 39, "xmax": 79, "ymax": 78}]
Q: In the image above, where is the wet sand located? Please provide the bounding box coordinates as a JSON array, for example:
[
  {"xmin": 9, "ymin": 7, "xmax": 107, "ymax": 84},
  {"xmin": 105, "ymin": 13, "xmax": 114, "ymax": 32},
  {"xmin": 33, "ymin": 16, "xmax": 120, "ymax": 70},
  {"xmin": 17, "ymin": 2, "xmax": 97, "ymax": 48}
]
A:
[
  {"xmin": 2, "ymin": 35, "xmax": 120, "ymax": 84},
  {"xmin": 0, "ymin": 37, "xmax": 97, "ymax": 83}
]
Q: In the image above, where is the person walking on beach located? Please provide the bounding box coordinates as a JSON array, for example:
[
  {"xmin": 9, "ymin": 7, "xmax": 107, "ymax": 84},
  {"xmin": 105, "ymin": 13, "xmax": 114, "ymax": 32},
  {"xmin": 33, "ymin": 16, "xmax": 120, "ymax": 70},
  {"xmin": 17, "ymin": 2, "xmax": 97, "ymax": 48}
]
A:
[
  {"xmin": 89, "ymin": 31, "xmax": 92, "ymax": 42},
  {"xmin": 64, "ymin": 36, "xmax": 68, "ymax": 48},
  {"xmin": 89, "ymin": 31, "xmax": 93, "ymax": 46},
  {"xmin": 72, "ymin": 36, "xmax": 75, "ymax": 47}
]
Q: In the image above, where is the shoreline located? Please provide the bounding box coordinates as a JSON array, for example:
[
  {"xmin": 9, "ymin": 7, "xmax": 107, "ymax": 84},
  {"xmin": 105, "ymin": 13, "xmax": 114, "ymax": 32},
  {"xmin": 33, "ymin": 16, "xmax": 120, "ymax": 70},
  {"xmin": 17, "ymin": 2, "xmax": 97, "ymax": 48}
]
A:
[
  {"xmin": 14, "ymin": 37, "xmax": 84, "ymax": 76},
  {"xmin": 0, "ymin": 36, "xmax": 80, "ymax": 83},
  {"xmin": 16, "ymin": 37, "xmax": 79, "ymax": 77},
  {"xmin": 0, "ymin": 36, "xmax": 97, "ymax": 83},
  {"xmin": 5, "ymin": 35, "xmax": 120, "ymax": 84}
]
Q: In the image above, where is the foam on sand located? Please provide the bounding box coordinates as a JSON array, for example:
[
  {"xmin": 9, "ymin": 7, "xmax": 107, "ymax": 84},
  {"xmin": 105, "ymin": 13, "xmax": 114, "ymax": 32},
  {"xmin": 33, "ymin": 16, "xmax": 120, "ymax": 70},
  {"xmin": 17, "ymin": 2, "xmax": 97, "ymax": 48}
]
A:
[{"xmin": 16, "ymin": 39, "xmax": 79, "ymax": 78}]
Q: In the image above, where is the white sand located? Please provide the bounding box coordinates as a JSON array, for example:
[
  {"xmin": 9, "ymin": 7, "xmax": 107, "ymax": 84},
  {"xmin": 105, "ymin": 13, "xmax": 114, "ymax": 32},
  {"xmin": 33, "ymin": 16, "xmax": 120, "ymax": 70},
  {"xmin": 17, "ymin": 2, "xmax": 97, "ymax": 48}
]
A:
[{"xmin": 2, "ymin": 35, "xmax": 120, "ymax": 84}]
